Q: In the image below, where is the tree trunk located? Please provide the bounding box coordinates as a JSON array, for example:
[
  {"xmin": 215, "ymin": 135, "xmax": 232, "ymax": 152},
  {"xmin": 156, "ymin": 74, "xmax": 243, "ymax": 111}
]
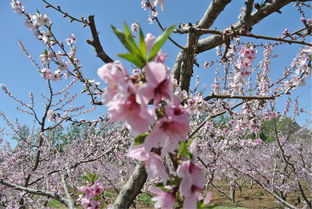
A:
[{"xmin": 111, "ymin": 162, "xmax": 147, "ymax": 209}]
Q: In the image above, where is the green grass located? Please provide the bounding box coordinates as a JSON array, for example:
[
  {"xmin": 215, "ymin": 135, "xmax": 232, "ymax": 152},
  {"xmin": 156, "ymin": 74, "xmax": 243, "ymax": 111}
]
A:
[
  {"xmin": 46, "ymin": 192, "xmax": 248, "ymax": 209},
  {"xmin": 137, "ymin": 193, "xmax": 154, "ymax": 206},
  {"xmin": 46, "ymin": 199, "xmax": 67, "ymax": 209},
  {"xmin": 103, "ymin": 190, "xmax": 115, "ymax": 198},
  {"xmin": 204, "ymin": 206, "xmax": 247, "ymax": 209}
]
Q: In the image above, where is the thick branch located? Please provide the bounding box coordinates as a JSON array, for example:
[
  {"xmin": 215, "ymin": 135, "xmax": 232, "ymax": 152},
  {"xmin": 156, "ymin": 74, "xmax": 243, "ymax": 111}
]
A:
[
  {"xmin": 242, "ymin": 0, "xmax": 254, "ymax": 24},
  {"xmin": 87, "ymin": 15, "xmax": 114, "ymax": 63},
  {"xmin": 196, "ymin": 0, "xmax": 296, "ymax": 53},
  {"xmin": 173, "ymin": 0, "xmax": 233, "ymax": 92},
  {"xmin": 172, "ymin": 51, "xmax": 184, "ymax": 84},
  {"xmin": 197, "ymin": 0, "xmax": 233, "ymax": 28},
  {"xmin": 179, "ymin": 34, "xmax": 198, "ymax": 92}
]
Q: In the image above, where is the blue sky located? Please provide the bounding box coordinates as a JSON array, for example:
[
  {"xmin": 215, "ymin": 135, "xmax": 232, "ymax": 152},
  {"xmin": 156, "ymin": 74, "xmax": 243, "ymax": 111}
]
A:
[{"xmin": 0, "ymin": 0, "xmax": 311, "ymax": 142}]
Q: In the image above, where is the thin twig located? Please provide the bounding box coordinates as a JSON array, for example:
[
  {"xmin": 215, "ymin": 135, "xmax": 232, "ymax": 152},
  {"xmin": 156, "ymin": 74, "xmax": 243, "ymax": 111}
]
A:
[
  {"xmin": 146, "ymin": 0, "xmax": 184, "ymax": 50},
  {"xmin": 42, "ymin": 0, "xmax": 87, "ymax": 24},
  {"xmin": 175, "ymin": 27, "xmax": 312, "ymax": 47},
  {"xmin": 204, "ymin": 94, "xmax": 276, "ymax": 101},
  {"xmin": 188, "ymin": 101, "xmax": 243, "ymax": 139}
]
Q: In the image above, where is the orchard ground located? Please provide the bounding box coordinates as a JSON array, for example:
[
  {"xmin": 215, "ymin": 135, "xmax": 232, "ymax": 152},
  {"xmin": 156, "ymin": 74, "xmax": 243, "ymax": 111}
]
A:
[{"xmin": 48, "ymin": 179, "xmax": 308, "ymax": 209}]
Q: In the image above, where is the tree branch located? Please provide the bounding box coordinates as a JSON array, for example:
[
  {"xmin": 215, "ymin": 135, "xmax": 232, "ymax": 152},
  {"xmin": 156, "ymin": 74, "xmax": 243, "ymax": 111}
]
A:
[
  {"xmin": 175, "ymin": 27, "xmax": 312, "ymax": 47},
  {"xmin": 242, "ymin": 0, "xmax": 254, "ymax": 24},
  {"xmin": 188, "ymin": 101, "xmax": 244, "ymax": 139},
  {"xmin": 87, "ymin": 15, "xmax": 114, "ymax": 63},
  {"xmin": 146, "ymin": 0, "xmax": 184, "ymax": 49},
  {"xmin": 173, "ymin": 0, "xmax": 233, "ymax": 91},
  {"xmin": 29, "ymin": 147, "xmax": 114, "ymax": 186},
  {"xmin": 196, "ymin": 0, "xmax": 296, "ymax": 53},
  {"xmin": 41, "ymin": 0, "xmax": 88, "ymax": 24},
  {"xmin": 0, "ymin": 179, "xmax": 70, "ymax": 207},
  {"xmin": 61, "ymin": 174, "xmax": 75, "ymax": 209},
  {"xmin": 204, "ymin": 94, "xmax": 276, "ymax": 101},
  {"xmin": 197, "ymin": 0, "xmax": 233, "ymax": 28},
  {"xmin": 227, "ymin": 164, "xmax": 299, "ymax": 209}
]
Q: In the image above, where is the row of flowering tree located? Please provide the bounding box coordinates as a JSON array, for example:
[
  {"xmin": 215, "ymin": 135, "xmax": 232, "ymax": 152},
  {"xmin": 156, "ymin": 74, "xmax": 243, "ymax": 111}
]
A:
[{"xmin": 0, "ymin": 0, "xmax": 311, "ymax": 208}]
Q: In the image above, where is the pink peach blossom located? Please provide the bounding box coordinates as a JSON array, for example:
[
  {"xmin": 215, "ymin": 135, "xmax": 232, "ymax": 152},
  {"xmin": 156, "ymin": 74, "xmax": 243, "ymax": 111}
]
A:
[
  {"xmin": 97, "ymin": 61, "xmax": 129, "ymax": 106},
  {"xmin": 177, "ymin": 160, "xmax": 205, "ymax": 209},
  {"xmin": 139, "ymin": 62, "xmax": 173, "ymax": 104},
  {"xmin": 149, "ymin": 187, "xmax": 175, "ymax": 209},
  {"xmin": 128, "ymin": 147, "xmax": 168, "ymax": 183},
  {"xmin": 143, "ymin": 96, "xmax": 189, "ymax": 154},
  {"xmin": 107, "ymin": 85, "xmax": 154, "ymax": 134},
  {"xmin": 145, "ymin": 33, "xmax": 156, "ymax": 53},
  {"xmin": 80, "ymin": 198, "xmax": 100, "ymax": 209},
  {"xmin": 155, "ymin": 51, "xmax": 168, "ymax": 63},
  {"xmin": 203, "ymin": 192, "xmax": 212, "ymax": 206}
]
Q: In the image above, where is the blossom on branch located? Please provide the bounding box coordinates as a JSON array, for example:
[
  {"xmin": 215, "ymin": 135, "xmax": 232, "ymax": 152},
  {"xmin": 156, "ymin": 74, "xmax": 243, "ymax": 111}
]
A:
[
  {"xmin": 149, "ymin": 0, "xmax": 164, "ymax": 10},
  {"xmin": 177, "ymin": 160, "xmax": 205, "ymax": 209},
  {"xmin": 78, "ymin": 181, "xmax": 103, "ymax": 209},
  {"xmin": 143, "ymin": 96, "xmax": 189, "ymax": 155},
  {"xmin": 98, "ymin": 62, "xmax": 154, "ymax": 134},
  {"xmin": 128, "ymin": 147, "xmax": 168, "ymax": 183},
  {"xmin": 236, "ymin": 45, "xmax": 256, "ymax": 69},
  {"xmin": 10, "ymin": 0, "xmax": 25, "ymax": 15},
  {"xmin": 145, "ymin": 33, "xmax": 157, "ymax": 53},
  {"xmin": 139, "ymin": 62, "xmax": 173, "ymax": 105},
  {"xmin": 149, "ymin": 187, "xmax": 175, "ymax": 209}
]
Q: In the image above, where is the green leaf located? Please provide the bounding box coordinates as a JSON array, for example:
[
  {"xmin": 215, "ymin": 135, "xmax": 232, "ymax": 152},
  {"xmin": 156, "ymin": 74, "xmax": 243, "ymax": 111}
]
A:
[
  {"xmin": 133, "ymin": 133, "xmax": 149, "ymax": 146},
  {"xmin": 154, "ymin": 184, "xmax": 171, "ymax": 192},
  {"xmin": 111, "ymin": 25, "xmax": 128, "ymax": 49},
  {"xmin": 84, "ymin": 170, "xmax": 98, "ymax": 184},
  {"xmin": 123, "ymin": 23, "xmax": 142, "ymax": 56},
  {"xmin": 177, "ymin": 141, "xmax": 191, "ymax": 159},
  {"xmin": 111, "ymin": 25, "xmax": 141, "ymax": 56},
  {"xmin": 138, "ymin": 25, "xmax": 146, "ymax": 60},
  {"xmin": 187, "ymin": 137, "xmax": 195, "ymax": 147},
  {"xmin": 111, "ymin": 24, "xmax": 147, "ymax": 66},
  {"xmin": 80, "ymin": 176, "xmax": 91, "ymax": 183},
  {"xmin": 148, "ymin": 25, "xmax": 175, "ymax": 61},
  {"xmin": 165, "ymin": 176, "xmax": 180, "ymax": 186},
  {"xmin": 118, "ymin": 53, "xmax": 145, "ymax": 68}
]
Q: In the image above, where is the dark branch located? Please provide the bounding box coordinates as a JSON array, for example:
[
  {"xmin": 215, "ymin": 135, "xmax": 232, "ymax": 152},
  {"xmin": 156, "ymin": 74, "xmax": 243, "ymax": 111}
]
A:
[
  {"xmin": 196, "ymin": 0, "xmax": 297, "ymax": 53},
  {"xmin": 87, "ymin": 15, "xmax": 114, "ymax": 63},
  {"xmin": 175, "ymin": 26, "xmax": 312, "ymax": 47},
  {"xmin": 204, "ymin": 94, "xmax": 276, "ymax": 101}
]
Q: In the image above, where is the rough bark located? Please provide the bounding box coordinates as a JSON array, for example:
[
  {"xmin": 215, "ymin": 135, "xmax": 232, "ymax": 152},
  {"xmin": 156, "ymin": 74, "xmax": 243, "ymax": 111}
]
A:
[
  {"xmin": 111, "ymin": 163, "xmax": 147, "ymax": 209},
  {"xmin": 196, "ymin": 0, "xmax": 296, "ymax": 53},
  {"xmin": 173, "ymin": 0, "xmax": 233, "ymax": 92}
]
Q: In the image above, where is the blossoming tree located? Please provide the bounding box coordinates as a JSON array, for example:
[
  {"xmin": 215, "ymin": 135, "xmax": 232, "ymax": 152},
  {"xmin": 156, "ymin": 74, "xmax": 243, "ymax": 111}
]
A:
[{"xmin": 1, "ymin": 0, "xmax": 311, "ymax": 209}]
